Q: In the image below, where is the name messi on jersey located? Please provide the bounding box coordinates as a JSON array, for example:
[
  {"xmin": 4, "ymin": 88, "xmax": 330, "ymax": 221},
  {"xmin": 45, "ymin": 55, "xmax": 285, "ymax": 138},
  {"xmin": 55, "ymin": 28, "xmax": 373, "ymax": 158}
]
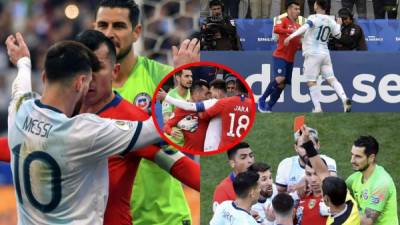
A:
[
  {"xmin": 234, "ymin": 105, "xmax": 249, "ymax": 113},
  {"xmin": 22, "ymin": 116, "xmax": 53, "ymax": 138}
]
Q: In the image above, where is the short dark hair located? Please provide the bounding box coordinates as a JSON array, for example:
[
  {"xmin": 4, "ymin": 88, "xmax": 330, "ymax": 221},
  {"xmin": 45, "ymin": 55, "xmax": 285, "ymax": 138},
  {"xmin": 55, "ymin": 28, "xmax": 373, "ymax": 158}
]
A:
[
  {"xmin": 354, "ymin": 135, "xmax": 379, "ymax": 157},
  {"xmin": 44, "ymin": 41, "xmax": 100, "ymax": 82},
  {"xmin": 286, "ymin": 0, "xmax": 300, "ymax": 10},
  {"xmin": 175, "ymin": 69, "xmax": 192, "ymax": 77},
  {"xmin": 190, "ymin": 79, "xmax": 209, "ymax": 93},
  {"xmin": 236, "ymin": 80, "xmax": 248, "ymax": 94},
  {"xmin": 248, "ymin": 162, "xmax": 271, "ymax": 173},
  {"xmin": 272, "ymin": 193, "xmax": 294, "ymax": 216},
  {"xmin": 338, "ymin": 7, "xmax": 353, "ymax": 20},
  {"xmin": 227, "ymin": 142, "xmax": 250, "ymax": 159},
  {"xmin": 75, "ymin": 30, "xmax": 117, "ymax": 64},
  {"xmin": 315, "ymin": 0, "xmax": 329, "ymax": 11},
  {"xmin": 209, "ymin": 0, "xmax": 223, "ymax": 8},
  {"xmin": 97, "ymin": 0, "xmax": 140, "ymax": 27},
  {"xmin": 210, "ymin": 79, "xmax": 227, "ymax": 93},
  {"xmin": 233, "ymin": 171, "xmax": 259, "ymax": 198},
  {"xmin": 322, "ymin": 176, "xmax": 347, "ymax": 206}
]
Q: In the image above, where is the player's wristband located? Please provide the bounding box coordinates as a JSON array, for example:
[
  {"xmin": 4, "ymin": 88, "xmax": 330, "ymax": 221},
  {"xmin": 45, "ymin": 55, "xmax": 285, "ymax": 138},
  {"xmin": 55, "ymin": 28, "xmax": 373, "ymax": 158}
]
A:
[{"xmin": 302, "ymin": 140, "xmax": 318, "ymax": 157}]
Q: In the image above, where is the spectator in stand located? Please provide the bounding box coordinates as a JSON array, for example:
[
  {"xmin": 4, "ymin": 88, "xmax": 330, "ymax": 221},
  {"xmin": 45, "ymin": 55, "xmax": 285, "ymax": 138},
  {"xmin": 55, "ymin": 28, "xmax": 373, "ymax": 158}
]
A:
[
  {"xmin": 329, "ymin": 7, "xmax": 367, "ymax": 51},
  {"xmin": 221, "ymin": 0, "xmax": 250, "ymax": 18},
  {"xmin": 373, "ymin": 0, "xmax": 398, "ymax": 19},
  {"xmin": 342, "ymin": 0, "xmax": 367, "ymax": 19},
  {"xmin": 249, "ymin": 0, "xmax": 272, "ymax": 18}
]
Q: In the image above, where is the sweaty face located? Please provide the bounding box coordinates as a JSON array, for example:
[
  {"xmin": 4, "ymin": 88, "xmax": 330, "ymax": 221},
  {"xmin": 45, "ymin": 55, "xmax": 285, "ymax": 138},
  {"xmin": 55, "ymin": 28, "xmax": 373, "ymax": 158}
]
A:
[
  {"xmin": 258, "ymin": 170, "xmax": 273, "ymax": 198},
  {"xmin": 84, "ymin": 44, "xmax": 114, "ymax": 106},
  {"xmin": 177, "ymin": 70, "xmax": 193, "ymax": 89},
  {"xmin": 350, "ymin": 146, "xmax": 370, "ymax": 172},
  {"xmin": 305, "ymin": 165, "xmax": 322, "ymax": 194},
  {"xmin": 230, "ymin": 148, "xmax": 255, "ymax": 174},
  {"xmin": 210, "ymin": 5, "xmax": 222, "ymax": 17},
  {"xmin": 95, "ymin": 7, "xmax": 139, "ymax": 60}
]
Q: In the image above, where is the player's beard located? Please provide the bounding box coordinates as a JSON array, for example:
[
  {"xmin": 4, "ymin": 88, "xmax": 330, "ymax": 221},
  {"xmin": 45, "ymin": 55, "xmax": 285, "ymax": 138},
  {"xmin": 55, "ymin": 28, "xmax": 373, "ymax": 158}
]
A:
[
  {"xmin": 259, "ymin": 188, "xmax": 273, "ymax": 199},
  {"xmin": 117, "ymin": 45, "xmax": 132, "ymax": 62},
  {"xmin": 355, "ymin": 162, "xmax": 370, "ymax": 172}
]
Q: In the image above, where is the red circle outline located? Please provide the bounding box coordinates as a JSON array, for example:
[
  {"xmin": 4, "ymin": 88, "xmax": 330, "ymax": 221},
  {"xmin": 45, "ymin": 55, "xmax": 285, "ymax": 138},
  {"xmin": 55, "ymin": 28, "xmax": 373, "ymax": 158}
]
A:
[{"xmin": 151, "ymin": 61, "xmax": 256, "ymax": 156}]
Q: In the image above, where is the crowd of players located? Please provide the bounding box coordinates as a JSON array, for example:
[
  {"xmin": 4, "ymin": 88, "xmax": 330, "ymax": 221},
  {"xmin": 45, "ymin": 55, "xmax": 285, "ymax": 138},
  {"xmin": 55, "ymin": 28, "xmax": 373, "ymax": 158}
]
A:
[
  {"xmin": 158, "ymin": 69, "xmax": 255, "ymax": 153},
  {"xmin": 0, "ymin": 0, "xmax": 201, "ymax": 225},
  {"xmin": 258, "ymin": 0, "xmax": 353, "ymax": 113},
  {"xmin": 210, "ymin": 125, "xmax": 398, "ymax": 225}
]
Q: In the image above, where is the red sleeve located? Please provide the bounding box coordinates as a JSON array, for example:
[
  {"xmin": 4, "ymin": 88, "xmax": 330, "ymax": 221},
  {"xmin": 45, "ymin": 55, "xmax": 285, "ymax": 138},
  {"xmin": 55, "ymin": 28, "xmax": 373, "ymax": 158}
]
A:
[
  {"xmin": 213, "ymin": 184, "xmax": 229, "ymax": 204},
  {"xmin": 274, "ymin": 20, "xmax": 291, "ymax": 35},
  {"xmin": 163, "ymin": 109, "xmax": 185, "ymax": 135},
  {"xmin": 0, "ymin": 137, "xmax": 10, "ymax": 162},
  {"xmin": 170, "ymin": 157, "xmax": 200, "ymax": 191},
  {"xmin": 133, "ymin": 145, "xmax": 160, "ymax": 160},
  {"xmin": 201, "ymin": 99, "xmax": 225, "ymax": 120}
]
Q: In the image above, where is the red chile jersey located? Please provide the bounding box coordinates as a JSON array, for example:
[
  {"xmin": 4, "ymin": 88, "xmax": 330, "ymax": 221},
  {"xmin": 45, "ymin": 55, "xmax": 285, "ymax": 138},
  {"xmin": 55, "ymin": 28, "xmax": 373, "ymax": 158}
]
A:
[
  {"xmin": 295, "ymin": 194, "xmax": 327, "ymax": 225},
  {"xmin": 201, "ymin": 95, "xmax": 253, "ymax": 148},
  {"xmin": 98, "ymin": 94, "xmax": 160, "ymax": 225},
  {"xmin": 164, "ymin": 108, "xmax": 209, "ymax": 152},
  {"xmin": 213, "ymin": 172, "xmax": 236, "ymax": 210},
  {"xmin": 273, "ymin": 16, "xmax": 302, "ymax": 62}
]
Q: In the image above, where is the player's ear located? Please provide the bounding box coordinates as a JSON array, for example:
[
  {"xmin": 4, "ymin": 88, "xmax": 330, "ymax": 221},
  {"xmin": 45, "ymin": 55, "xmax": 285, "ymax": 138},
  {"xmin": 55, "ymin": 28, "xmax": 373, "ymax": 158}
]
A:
[
  {"xmin": 132, "ymin": 24, "xmax": 142, "ymax": 42},
  {"xmin": 112, "ymin": 63, "xmax": 120, "ymax": 81},
  {"xmin": 228, "ymin": 159, "xmax": 235, "ymax": 169},
  {"xmin": 41, "ymin": 71, "xmax": 46, "ymax": 83},
  {"xmin": 368, "ymin": 154, "xmax": 376, "ymax": 164},
  {"xmin": 74, "ymin": 75, "xmax": 86, "ymax": 93}
]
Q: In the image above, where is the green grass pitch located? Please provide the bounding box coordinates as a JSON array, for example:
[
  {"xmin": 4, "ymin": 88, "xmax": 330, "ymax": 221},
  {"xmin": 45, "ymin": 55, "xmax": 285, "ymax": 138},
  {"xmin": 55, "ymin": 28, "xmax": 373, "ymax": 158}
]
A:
[{"xmin": 201, "ymin": 113, "xmax": 400, "ymax": 224}]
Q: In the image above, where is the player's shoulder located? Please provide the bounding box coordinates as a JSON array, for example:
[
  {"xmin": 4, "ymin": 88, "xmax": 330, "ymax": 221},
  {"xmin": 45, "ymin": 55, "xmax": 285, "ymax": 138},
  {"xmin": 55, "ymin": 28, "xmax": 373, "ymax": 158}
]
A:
[
  {"xmin": 373, "ymin": 165, "xmax": 395, "ymax": 186},
  {"xmin": 140, "ymin": 56, "xmax": 173, "ymax": 81},
  {"xmin": 278, "ymin": 155, "xmax": 295, "ymax": 167},
  {"xmin": 116, "ymin": 98, "xmax": 149, "ymax": 120}
]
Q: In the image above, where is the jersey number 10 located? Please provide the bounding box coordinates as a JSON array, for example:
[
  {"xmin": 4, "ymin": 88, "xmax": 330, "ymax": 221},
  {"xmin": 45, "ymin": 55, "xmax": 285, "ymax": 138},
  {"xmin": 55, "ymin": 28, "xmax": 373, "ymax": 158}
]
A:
[
  {"xmin": 12, "ymin": 144, "xmax": 62, "ymax": 213},
  {"xmin": 316, "ymin": 26, "xmax": 331, "ymax": 42}
]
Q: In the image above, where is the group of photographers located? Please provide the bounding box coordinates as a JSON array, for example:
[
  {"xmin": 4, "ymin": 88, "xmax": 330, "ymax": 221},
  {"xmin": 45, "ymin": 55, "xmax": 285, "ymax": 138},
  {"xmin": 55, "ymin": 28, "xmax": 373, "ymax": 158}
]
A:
[{"xmin": 201, "ymin": 0, "xmax": 368, "ymax": 51}]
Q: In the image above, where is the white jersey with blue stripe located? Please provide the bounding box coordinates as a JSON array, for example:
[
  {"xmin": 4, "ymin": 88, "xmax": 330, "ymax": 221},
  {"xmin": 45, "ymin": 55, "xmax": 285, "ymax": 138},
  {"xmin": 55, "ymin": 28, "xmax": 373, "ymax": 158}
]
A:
[
  {"xmin": 210, "ymin": 201, "xmax": 259, "ymax": 225},
  {"xmin": 8, "ymin": 96, "xmax": 159, "ymax": 225},
  {"xmin": 302, "ymin": 14, "xmax": 341, "ymax": 56},
  {"xmin": 275, "ymin": 155, "xmax": 337, "ymax": 189},
  {"xmin": 250, "ymin": 184, "xmax": 277, "ymax": 225}
]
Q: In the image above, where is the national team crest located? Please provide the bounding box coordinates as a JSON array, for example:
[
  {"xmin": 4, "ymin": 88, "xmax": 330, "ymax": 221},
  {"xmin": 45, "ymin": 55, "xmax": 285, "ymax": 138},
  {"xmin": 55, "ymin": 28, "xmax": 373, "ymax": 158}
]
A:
[
  {"xmin": 308, "ymin": 199, "xmax": 316, "ymax": 209},
  {"xmin": 362, "ymin": 189, "xmax": 369, "ymax": 200},
  {"xmin": 134, "ymin": 93, "xmax": 151, "ymax": 110}
]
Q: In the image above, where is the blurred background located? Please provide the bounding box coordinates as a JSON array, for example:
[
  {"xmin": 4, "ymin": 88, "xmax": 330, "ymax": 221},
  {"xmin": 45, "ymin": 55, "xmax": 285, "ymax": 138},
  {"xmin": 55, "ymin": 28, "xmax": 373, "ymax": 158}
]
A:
[{"xmin": 0, "ymin": 1, "xmax": 200, "ymax": 224}]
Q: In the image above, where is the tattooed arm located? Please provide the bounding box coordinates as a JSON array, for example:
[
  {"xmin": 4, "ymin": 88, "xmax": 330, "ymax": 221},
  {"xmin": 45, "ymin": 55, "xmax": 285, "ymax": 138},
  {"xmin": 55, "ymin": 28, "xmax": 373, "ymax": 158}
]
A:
[{"xmin": 361, "ymin": 208, "xmax": 381, "ymax": 225}]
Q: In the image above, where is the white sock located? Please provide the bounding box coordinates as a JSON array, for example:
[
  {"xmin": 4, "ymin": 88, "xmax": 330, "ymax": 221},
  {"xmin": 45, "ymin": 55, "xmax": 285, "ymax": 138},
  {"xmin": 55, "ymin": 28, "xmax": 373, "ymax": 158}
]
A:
[
  {"xmin": 309, "ymin": 85, "xmax": 322, "ymax": 110},
  {"xmin": 332, "ymin": 81, "xmax": 347, "ymax": 102}
]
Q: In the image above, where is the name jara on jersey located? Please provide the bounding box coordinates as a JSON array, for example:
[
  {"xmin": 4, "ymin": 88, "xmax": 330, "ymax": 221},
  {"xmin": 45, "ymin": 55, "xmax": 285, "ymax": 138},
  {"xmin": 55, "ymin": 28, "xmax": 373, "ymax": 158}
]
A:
[{"xmin": 234, "ymin": 105, "xmax": 249, "ymax": 113}]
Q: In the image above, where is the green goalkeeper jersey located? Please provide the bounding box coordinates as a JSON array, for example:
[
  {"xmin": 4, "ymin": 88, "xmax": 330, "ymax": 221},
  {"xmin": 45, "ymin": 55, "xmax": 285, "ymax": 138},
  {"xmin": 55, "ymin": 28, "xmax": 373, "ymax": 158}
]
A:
[
  {"xmin": 346, "ymin": 165, "xmax": 398, "ymax": 225},
  {"xmin": 114, "ymin": 56, "xmax": 192, "ymax": 225}
]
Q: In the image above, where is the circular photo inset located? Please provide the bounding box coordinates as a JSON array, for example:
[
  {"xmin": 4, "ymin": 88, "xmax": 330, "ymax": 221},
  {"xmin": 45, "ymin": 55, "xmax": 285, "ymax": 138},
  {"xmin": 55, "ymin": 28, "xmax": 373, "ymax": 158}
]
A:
[{"xmin": 151, "ymin": 62, "xmax": 256, "ymax": 155}]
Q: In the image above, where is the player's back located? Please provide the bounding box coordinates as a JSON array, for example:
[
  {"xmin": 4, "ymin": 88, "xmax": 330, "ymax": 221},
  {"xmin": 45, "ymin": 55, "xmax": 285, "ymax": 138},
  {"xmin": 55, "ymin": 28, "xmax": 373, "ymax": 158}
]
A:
[
  {"xmin": 217, "ymin": 95, "xmax": 253, "ymax": 147},
  {"xmin": 9, "ymin": 98, "xmax": 149, "ymax": 225},
  {"xmin": 303, "ymin": 14, "xmax": 340, "ymax": 56},
  {"xmin": 210, "ymin": 201, "xmax": 258, "ymax": 225}
]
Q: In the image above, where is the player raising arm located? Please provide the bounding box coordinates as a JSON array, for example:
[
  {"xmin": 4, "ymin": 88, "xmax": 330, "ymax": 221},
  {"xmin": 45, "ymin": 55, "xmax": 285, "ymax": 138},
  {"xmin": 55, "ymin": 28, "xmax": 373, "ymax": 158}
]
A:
[
  {"xmin": 284, "ymin": 0, "xmax": 351, "ymax": 113},
  {"xmin": 6, "ymin": 33, "xmax": 160, "ymax": 225}
]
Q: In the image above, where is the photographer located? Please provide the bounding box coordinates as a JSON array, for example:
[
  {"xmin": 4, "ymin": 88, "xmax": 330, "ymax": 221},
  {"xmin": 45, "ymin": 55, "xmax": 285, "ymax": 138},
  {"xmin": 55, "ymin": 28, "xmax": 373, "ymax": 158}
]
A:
[
  {"xmin": 201, "ymin": 0, "xmax": 241, "ymax": 50},
  {"xmin": 329, "ymin": 8, "xmax": 367, "ymax": 51}
]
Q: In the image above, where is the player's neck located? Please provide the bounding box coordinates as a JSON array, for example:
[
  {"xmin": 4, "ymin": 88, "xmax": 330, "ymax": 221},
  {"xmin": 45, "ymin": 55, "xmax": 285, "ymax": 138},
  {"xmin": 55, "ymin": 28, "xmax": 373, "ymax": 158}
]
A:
[
  {"xmin": 80, "ymin": 92, "xmax": 115, "ymax": 114},
  {"xmin": 177, "ymin": 86, "xmax": 188, "ymax": 98},
  {"xmin": 275, "ymin": 216, "xmax": 293, "ymax": 225},
  {"xmin": 113, "ymin": 49, "xmax": 137, "ymax": 88},
  {"xmin": 316, "ymin": 9, "xmax": 326, "ymax": 15},
  {"xmin": 41, "ymin": 85, "xmax": 77, "ymax": 117},
  {"xmin": 329, "ymin": 203, "xmax": 347, "ymax": 217},
  {"xmin": 234, "ymin": 198, "xmax": 252, "ymax": 213},
  {"xmin": 362, "ymin": 163, "xmax": 376, "ymax": 183}
]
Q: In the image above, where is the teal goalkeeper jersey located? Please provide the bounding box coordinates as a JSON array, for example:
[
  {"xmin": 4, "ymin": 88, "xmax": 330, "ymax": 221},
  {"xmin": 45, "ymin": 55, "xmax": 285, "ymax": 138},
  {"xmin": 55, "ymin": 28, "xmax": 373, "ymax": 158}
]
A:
[
  {"xmin": 346, "ymin": 165, "xmax": 398, "ymax": 225},
  {"xmin": 114, "ymin": 56, "xmax": 192, "ymax": 225}
]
